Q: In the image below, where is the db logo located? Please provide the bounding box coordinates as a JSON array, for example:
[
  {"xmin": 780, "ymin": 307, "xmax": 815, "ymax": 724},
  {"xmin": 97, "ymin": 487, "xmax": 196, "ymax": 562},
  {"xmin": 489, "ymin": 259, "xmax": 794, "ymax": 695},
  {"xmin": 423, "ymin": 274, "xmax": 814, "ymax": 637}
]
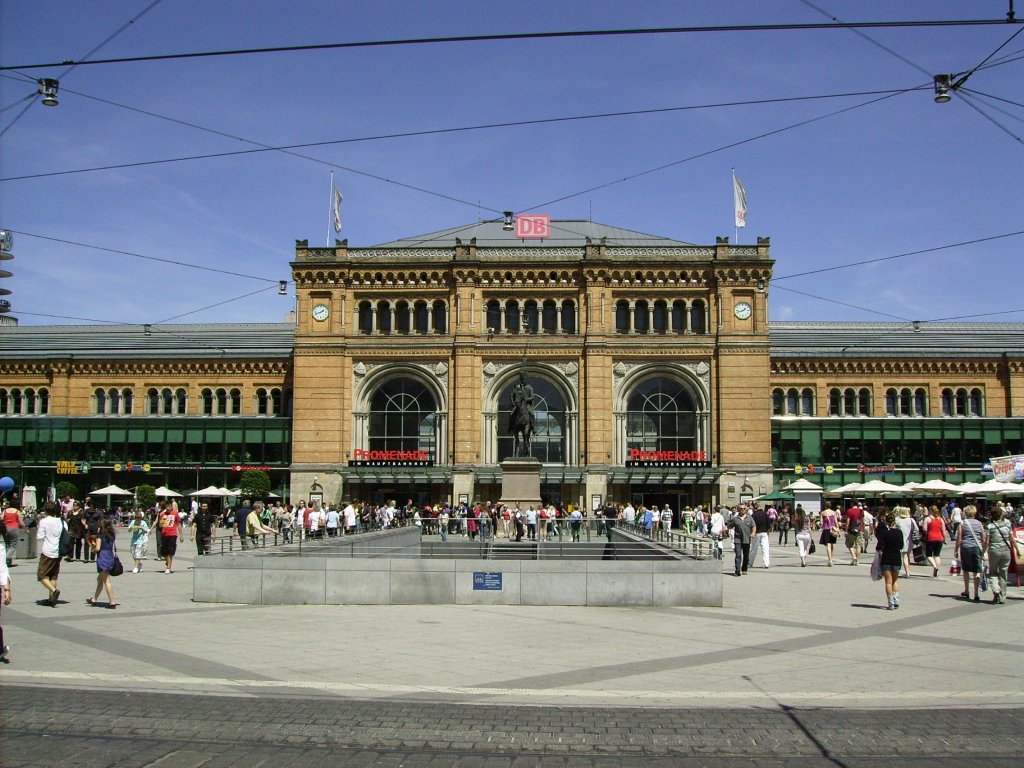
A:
[{"xmin": 515, "ymin": 214, "xmax": 550, "ymax": 239}]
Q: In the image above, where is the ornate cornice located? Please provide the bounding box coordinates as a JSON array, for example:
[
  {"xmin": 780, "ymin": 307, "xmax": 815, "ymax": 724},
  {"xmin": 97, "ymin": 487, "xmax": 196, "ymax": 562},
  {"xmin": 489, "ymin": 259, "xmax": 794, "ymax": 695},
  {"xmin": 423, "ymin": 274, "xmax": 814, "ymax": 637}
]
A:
[
  {"xmin": 0, "ymin": 361, "xmax": 53, "ymax": 377},
  {"xmin": 67, "ymin": 360, "xmax": 291, "ymax": 377},
  {"xmin": 771, "ymin": 358, "xmax": 1002, "ymax": 376}
]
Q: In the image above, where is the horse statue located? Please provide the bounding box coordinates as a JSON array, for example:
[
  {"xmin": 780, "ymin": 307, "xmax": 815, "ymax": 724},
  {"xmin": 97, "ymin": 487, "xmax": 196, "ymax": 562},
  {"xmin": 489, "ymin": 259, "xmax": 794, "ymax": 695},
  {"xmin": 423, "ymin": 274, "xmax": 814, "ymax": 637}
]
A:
[{"xmin": 508, "ymin": 371, "xmax": 537, "ymax": 458}]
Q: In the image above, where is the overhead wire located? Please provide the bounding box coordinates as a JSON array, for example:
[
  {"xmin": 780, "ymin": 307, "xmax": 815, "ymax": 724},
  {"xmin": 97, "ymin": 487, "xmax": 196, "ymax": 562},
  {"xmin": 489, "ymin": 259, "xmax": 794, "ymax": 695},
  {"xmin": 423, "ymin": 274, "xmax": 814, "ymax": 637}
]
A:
[
  {"xmin": 153, "ymin": 285, "xmax": 279, "ymax": 325},
  {"xmin": 954, "ymin": 89, "xmax": 1024, "ymax": 144},
  {"xmin": 54, "ymin": 0, "xmax": 166, "ymax": 81},
  {"xmin": 2, "ymin": 17, "xmax": 1017, "ymax": 72},
  {"xmin": 0, "ymin": 95, "xmax": 36, "ymax": 138},
  {"xmin": 0, "ymin": 87, "xmax": 919, "ymax": 183}
]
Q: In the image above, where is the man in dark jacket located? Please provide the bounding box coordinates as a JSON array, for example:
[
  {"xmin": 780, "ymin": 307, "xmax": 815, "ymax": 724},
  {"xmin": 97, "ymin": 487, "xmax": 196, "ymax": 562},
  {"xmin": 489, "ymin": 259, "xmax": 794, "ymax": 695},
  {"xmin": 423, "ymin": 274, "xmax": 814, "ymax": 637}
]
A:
[{"xmin": 726, "ymin": 506, "xmax": 754, "ymax": 576}]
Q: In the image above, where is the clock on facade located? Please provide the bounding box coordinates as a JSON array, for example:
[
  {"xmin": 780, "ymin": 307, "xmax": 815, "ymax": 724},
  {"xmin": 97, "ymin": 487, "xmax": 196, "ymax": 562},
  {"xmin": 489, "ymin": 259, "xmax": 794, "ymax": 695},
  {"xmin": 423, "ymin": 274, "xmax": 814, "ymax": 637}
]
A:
[
  {"xmin": 311, "ymin": 303, "xmax": 330, "ymax": 322},
  {"xmin": 734, "ymin": 301, "xmax": 752, "ymax": 320}
]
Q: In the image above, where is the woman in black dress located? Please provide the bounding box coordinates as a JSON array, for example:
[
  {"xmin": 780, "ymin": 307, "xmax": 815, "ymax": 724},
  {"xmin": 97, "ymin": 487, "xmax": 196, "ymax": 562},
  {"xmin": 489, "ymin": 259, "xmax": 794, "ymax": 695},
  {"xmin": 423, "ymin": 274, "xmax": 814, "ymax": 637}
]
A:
[{"xmin": 875, "ymin": 511, "xmax": 904, "ymax": 610}]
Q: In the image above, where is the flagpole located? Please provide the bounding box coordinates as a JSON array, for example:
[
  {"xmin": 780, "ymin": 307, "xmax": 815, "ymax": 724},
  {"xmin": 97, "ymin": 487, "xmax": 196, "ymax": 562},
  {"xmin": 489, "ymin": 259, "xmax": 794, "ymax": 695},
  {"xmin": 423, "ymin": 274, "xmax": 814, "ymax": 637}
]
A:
[{"xmin": 328, "ymin": 171, "xmax": 334, "ymax": 247}]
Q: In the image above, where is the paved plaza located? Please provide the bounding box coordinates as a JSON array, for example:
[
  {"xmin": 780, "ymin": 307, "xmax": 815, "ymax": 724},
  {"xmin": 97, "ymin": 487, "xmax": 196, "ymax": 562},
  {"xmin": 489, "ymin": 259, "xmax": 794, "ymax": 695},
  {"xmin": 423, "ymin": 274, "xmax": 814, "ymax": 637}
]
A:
[{"xmin": 1, "ymin": 528, "xmax": 1021, "ymax": 766}]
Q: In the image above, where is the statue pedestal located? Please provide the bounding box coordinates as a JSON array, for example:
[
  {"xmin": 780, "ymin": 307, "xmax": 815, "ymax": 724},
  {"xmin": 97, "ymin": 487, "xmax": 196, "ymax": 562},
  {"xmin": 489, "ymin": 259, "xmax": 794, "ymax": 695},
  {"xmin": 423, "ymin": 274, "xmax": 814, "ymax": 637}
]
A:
[{"xmin": 499, "ymin": 457, "xmax": 542, "ymax": 510}]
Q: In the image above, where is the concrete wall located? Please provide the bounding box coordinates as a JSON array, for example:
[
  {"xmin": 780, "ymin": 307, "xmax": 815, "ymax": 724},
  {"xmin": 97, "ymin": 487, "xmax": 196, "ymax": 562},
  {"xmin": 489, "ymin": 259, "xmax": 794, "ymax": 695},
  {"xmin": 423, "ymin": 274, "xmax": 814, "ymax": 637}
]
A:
[{"xmin": 193, "ymin": 527, "xmax": 722, "ymax": 607}]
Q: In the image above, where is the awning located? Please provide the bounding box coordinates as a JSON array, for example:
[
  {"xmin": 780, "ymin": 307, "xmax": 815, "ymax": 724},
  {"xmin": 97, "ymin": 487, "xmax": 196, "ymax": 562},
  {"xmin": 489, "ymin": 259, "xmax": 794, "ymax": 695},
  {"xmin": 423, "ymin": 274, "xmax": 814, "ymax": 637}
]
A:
[{"xmin": 608, "ymin": 469, "xmax": 722, "ymax": 485}]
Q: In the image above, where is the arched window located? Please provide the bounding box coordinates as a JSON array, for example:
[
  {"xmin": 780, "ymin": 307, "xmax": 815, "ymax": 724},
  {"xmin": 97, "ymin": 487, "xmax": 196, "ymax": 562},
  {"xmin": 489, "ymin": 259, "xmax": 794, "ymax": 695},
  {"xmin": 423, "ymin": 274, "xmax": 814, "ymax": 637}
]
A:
[
  {"xmin": 122, "ymin": 388, "xmax": 133, "ymax": 415},
  {"xmin": 560, "ymin": 300, "xmax": 576, "ymax": 333},
  {"xmin": 885, "ymin": 388, "xmax": 897, "ymax": 416},
  {"xmin": 256, "ymin": 388, "xmax": 269, "ymax": 416},
  {"xmin": 414, "ymin": 301, "xmax": 429, "ymax": 334},
  {"xmin": 829, "ymin": 388, "xmax": 842, "ymax": 416},
  {"xmin": 858, "ymin": 388, "xmax": 871, "ymax": 416},
  {"xmin": 215, "ymin": 388, "xmax": 227, "ymax": 414},
  {"xmin": 486, "ymin": 300, "xmax": 501, "ymax": 334},
  {"xmin": 504, "ymin": 300, "xmax": 520, "ymax": 333},
  {"xmin": 161, "ymin": 388, "xmax": 173, "ymax": 414},
  {"xmin": 147, "ymin": 388, "xmax": 159, "ymax": 415},
  {"xmin": 496, "ymin": 374, "xmax": 566, "ymax": 463},
  {"xmin": 110, "ymin": 388, "xmax": 121, "ymax": 415},
  {"xmin": 969, "ymin": 388, "xmax": 983, "ymax": 416},
  {"xmin": 95, "ymin": 388, "xmax": 107, "ymax": 415},
  {"xmin": 690, "ymin": 300, "xmax": 707, "ymax": 334},
  {"xmin": 772, "ymin": 388, "xmax": 785, "ymax": 416},
  {"xmin": 626, "ymin": 377, "xmax": 699, "ymax": 456},
  {"xmin": 11, "ymin": 389, "xmax": 22, "ymax": 414},
  {"xmin": 377, "ymin": 301, "xmax": 392, "ymax": 334},
  {"xmin": 271, "ymin": 388, "xmax": 282, "ymax": 416},
  {"xmin": 395, "ymin": 301, "xmax": 411, "ymax": 334},
  {"xmin": 913, "ymin": 388, "xmax": 927, "ymax": 416},
  {"xmin": 229, "ymin": 388, "xmax": 241, "ymax": 415},
  {"xmin": 786, "ymin": 388, "xmax": 798, "ymax": 415},
  {"xmin": 801, "ymin": 388, "xmax": 814, "ymax": 416},
  {"xmin": 542, "ymin": 300, "xmax": 557, "ymax": 334},
  {"xmin": 942, "ymin": 388, "xmax": 954, "ymax": 416},
  {"xmin": 955, "ymin": 388, "xmax": 967, "ymax": 416},
  {"xmin": 0, "ymin": 389, "xmax": 7, "ymax": 414},
  {"xmin": 358, "ymin": 301, "xmax": 373, "ymax": 334},
  {"xmin": 38, "ymin": 388, "xmax": 49, "ymax": 415},
  {"xmin": 843, "ymin": 388, "xmax": 856, "ymax": 415},
  {"xmin": 24, "ymin": 388, "xmax": 35, "ymax": 415},
  {"xmin": 523, "ymin": 300, "xmax": 539, "ymax": 334},
  {"xmin": 174, "ymin": 388, "xmax": 187, "ymax": 415},
  {"xmin": 368, "ymin": 377, "xmax": 438, "ymax": 457},
  {"xmin": 652, "ymin": 301, "xmax": 668, "ymax": 334},
  {"xmin": 202, "ymin": 388, "xmax": 214, "ymax": 416},
  {"xmin": 432, "ymin": 300, "xmax": 447, "ymax": 333}
]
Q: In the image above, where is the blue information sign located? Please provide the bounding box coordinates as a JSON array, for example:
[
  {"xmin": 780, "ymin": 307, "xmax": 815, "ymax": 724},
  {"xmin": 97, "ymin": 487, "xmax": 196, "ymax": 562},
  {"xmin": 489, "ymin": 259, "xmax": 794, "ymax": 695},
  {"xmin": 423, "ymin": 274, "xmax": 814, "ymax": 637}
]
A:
[{"xmin": 472, "ymin": 571, "xmax": 502, "ymax": 591}]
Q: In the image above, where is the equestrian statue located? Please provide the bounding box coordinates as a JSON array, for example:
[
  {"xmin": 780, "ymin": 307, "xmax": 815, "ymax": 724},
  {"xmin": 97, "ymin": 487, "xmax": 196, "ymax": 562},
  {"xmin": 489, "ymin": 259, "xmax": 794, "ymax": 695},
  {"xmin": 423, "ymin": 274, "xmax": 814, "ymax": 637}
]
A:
[{"xmin": 508, "ymin": 368, "xmax": 537, "ymax": 458}]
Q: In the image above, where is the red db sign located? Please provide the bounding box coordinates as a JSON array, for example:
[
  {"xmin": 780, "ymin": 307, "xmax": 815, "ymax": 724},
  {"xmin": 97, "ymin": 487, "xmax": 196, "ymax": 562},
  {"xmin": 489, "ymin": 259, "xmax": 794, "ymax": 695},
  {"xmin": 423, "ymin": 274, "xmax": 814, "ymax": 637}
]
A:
[{"xmin": 515, "ymin": 214, "xmax": 550, "ymax": 239}]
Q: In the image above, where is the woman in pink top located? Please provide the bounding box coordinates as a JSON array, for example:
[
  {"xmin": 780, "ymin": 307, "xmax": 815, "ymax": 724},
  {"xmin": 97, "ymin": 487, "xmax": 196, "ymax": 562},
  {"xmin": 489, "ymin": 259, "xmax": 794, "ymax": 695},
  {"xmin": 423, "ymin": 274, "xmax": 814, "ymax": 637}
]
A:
[
  {"xmin": 819, "ymin": 504, "xmax": 839, "ymax": 566},
  {"xmin": 924, "ymin": 505, "xmax": 948, "ymax": 577}
]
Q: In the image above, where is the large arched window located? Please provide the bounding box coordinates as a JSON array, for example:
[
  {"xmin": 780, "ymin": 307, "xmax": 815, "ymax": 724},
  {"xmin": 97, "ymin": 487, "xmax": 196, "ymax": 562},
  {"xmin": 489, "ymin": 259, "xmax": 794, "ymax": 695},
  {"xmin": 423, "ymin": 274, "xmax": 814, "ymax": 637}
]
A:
[
  {"xmin": 368, "ymin": 377, "xmax": 438, "ymax": 457},
  {"xmin": 626, "ymin": 377, "xmax": 698, "ymax": 454},
  {"xmin": 496, "ymin": 375, "xmax": 566, "ymax": 463}
]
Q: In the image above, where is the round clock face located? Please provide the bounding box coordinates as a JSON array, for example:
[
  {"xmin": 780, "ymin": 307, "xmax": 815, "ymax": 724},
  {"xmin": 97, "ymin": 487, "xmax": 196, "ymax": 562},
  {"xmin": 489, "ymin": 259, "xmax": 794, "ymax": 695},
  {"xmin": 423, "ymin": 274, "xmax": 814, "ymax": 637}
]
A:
[
  {"xmin": 312, "ymin": 303, "xmax": 330, "ymax": 322},
  {"xmin": 734, "ymin": 301, "xmax": 752, "ymax": 320}
]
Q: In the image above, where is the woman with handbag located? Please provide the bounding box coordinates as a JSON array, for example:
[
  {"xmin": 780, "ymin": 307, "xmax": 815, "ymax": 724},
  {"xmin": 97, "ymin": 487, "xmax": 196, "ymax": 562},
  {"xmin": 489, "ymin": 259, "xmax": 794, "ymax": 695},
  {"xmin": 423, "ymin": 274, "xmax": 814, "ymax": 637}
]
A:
[
  {"xmin": 894, "ymin": 506, "xmax": 916, "ymax": 578},
  {"xmin": 954, "ymin": 505, "xmax": 987, "ymax": 603},
  {"xmin": 86, "ymin": 516, "xmax": 118, "ymax": 609},
  {"xmin": 793, "ymin": 506, "xmax": 812, "ymax": 567},
  {"xmin": 875, "ymin": 511, "xmax": 905, "ymax": 610}
]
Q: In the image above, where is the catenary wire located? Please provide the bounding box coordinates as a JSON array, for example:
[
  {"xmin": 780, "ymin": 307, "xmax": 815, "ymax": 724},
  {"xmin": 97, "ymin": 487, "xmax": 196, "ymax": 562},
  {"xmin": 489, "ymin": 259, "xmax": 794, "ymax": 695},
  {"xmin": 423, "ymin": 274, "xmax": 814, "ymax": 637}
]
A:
[
  {"xmin": 960, "ymin": 89, "xmax": 1024, "ymax": 125},
  {"xmin": 11, "ymin": 231, "xmax": 281, "ymax": 283},
  {"xmin": 961, "ymin": 87, "xmax": 1024, "ymax": 112},
  {"xmin": 0, "ymin": 96, "xmax": 35, "ymax": 138},
  {"xmin": 0, "ymin": 88, "xmax": 918, "ymax": 183},
  {"xmin": 54, "ymin": 0, "xmax": 166, "ymax": 81},
  {"xmin": 0, "ymin": 90, "xmax": 37, "ymax": 114},
  {"xmin": 2, "ymin": 18, "xmax": 1017, "ymax": 72},
  {"xmin": 771, "ymin": 285, "xmax": 912, "ymax": 321},
  {"xmin": 153, "ymin": 285, "xmax": 279, "ymax": 324},
  {"xmin": 954, "ymin": 90, "xmax": 1024, "ymax": 144}
]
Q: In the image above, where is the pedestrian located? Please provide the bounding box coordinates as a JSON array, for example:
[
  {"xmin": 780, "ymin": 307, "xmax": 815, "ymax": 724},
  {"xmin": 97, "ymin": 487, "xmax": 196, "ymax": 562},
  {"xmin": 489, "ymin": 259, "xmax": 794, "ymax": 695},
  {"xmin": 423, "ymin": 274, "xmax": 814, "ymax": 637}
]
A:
[
  {"xmin": 86, "ymin": 516, "xmax": 118, "ymax": 609},
  {"xmin": 3, "ymin": 500, "xmax": 24, "ymax": 568},
  {"xmin": 875, "ymin": 511, "xmax": 904, "ymax": 610},
  {"xmin": 924, "ymin": 505, "xmax": 949, "ymax": 578},
  {"xmin": 843, "ymin": 502, "xmax": 864, "ymax": 566},
  {"xmin": 776, "ymin": 507, "xmax": 791, "ymax": 545},
  {"xmin": 0, "ymin": 520, "xmax": 12, "ymax": 662},
  {"xmin": 127, "ymin": 510, "xmax": 149, "ymax": 573},
  {"xmin": 190, "ymin": 502, "xmax": 217, "ymax": 556},
  {"xmin": 603, "ymin": 502, "xmax": 620, "ymax": 543},
  {"xmin": 794, "ymin": 506, "xmax": 812, "ymax": 567},
  {"xmin": 246, "ymin": 502, "xmax": 276, "ymax": 546},
  {"xmin": 35, "ymin": 502, "xmax": 65, "ymax": 607},
  {"xmin": 438, "ymin": 507, "xmax": 450, "ymax": 542},
  {"xmin": 751, "ymin": 505, "xmax": 771, "ymax": 568},
  {"xmin": 709, "ymin": 506, "xmax": 726, "ymax": 560},
  {"xmin": 954, "ymin": 505, "xmax": 986, "ymax": 602},
  {"xmin": 158, "ymin": 501, "xmax": 182, "ymax": 574},
  {"xmin": 67, "ymin": 502, "xmax": 87, "ymax": 562},
  {"xmin": 819, "ymin": 504, "xmax": 839, "ymax": 567},
  {"xmin": 984, "ymin": 507, "xmax": 1013, "ymax": 604},
  {"xmin": 894, "ymin": 506, "xmax": 915, "ymax": 578},
  {"xmin": 726, "ymin": 506, "xmax": 754, "ymax": 576}
]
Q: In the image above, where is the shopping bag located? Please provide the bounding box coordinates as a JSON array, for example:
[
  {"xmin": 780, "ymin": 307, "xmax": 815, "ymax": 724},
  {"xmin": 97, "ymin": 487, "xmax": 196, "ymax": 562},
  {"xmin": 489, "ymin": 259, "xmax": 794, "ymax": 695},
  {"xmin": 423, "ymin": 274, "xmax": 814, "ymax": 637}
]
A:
[
  {"xmin": 869, "ymin": 551, "xmax": 883, "ymax": 581},
  {"xmin": 949, "ymin": 558, "xmax": 960, "ymax": 575}
]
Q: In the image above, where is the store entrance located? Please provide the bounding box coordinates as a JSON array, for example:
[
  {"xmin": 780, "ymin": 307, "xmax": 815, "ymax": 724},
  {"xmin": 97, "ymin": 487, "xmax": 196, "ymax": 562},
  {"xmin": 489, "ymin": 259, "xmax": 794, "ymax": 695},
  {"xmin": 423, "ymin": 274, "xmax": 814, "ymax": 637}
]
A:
[{"xmin": 629, "ymin": 486, "xmax": 692, "ymax": 528}]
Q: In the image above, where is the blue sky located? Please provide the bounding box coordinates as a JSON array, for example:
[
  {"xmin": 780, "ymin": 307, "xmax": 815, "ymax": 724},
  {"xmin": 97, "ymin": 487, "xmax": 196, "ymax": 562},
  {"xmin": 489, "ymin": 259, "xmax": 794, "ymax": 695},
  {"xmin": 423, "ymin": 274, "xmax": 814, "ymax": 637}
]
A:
[{"xmin": 1, "ymin": 1, "xmax": 1021, "ymax": 328}]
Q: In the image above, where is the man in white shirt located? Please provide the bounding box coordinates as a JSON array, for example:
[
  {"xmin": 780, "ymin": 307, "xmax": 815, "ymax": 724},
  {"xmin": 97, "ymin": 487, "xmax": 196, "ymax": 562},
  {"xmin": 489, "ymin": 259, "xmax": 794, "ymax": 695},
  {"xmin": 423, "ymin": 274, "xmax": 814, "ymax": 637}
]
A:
[
  {"xmin": 709, "ymin": 506, "xmax": 727, "ymax": 559},
  {"xmin": 342, "ymin": 502, "xmax": 357, "ymax": 534},
  {"xmin": 622, "ymin": 502, "xmax": 636, "ymax": 526},
  {"xmin": 35, "ymin": 502, "xmax": 65, "ymax": 607}
]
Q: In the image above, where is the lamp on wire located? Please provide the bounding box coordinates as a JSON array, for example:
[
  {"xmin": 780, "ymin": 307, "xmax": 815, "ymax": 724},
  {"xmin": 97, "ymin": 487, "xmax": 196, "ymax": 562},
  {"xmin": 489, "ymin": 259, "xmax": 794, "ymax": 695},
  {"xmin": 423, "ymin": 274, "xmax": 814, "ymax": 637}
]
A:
[
  {"xmin": 278, "ymin": 280, "xmax": 287, "ymax": 296},
  {"xmin": 933, "ymin": 74, "xmax": 952, "ymax": 104},
  {"xmin": 502, "ymin": 211, "xmax": 514, "ymax": 231},
  {"xmin": 37, "ymin": 78, "xmax": 59, "ymax": 107}
]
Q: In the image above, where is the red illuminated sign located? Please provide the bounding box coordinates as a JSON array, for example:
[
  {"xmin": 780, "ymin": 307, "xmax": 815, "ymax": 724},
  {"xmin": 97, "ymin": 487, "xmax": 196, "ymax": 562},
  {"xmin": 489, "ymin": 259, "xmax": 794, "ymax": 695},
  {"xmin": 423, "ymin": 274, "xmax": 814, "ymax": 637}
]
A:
[
  {"xmin": 515, "ymin": 214, "xmax": 550, "ymax": 239},
  {"xmin": 626, "ymin": 449, "xmax": 710, "ymax": 468}
]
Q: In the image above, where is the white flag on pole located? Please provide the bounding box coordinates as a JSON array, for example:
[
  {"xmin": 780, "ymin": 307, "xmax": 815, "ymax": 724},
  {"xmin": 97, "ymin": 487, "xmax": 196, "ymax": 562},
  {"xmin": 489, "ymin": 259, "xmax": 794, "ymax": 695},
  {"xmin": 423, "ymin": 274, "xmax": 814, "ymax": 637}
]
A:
[
  {"xmin": 332, "ymin": 185, "xmax": 343, "ymax": 232},
  {"xmin": 733, "ymin": 173, "xmax": 747, "ymax": 229}
]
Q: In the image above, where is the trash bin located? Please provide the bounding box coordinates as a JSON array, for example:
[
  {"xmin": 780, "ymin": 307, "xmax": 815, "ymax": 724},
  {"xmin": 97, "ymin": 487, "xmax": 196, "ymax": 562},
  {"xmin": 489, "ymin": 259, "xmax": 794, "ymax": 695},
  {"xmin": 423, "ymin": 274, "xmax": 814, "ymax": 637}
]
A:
[{"xmin": 14, "ymin": 531, "xmax": 37, "ymax": 560}]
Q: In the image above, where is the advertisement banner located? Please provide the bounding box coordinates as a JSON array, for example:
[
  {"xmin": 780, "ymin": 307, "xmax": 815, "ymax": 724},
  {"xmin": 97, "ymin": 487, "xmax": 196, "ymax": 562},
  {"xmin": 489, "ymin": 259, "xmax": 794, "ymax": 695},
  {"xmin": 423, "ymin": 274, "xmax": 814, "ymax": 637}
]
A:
[{"xmin": 990, "ymin": 454, "xmax": 1024, "ymax": 482}]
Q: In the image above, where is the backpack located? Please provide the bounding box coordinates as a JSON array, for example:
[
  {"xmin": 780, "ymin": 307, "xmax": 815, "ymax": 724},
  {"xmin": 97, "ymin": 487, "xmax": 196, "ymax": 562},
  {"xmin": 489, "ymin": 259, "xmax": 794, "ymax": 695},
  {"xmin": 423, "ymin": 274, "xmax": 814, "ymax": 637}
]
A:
[{"xmin": 58, "ymin": 522, "xmax": 72, "ymax": 558}]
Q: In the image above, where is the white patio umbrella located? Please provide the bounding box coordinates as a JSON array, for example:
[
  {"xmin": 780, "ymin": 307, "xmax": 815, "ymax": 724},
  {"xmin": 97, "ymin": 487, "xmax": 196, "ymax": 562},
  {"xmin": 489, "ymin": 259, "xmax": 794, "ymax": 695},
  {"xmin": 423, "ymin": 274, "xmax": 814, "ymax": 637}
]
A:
[
  {"xmin": 910, "ymin": 479, "xmax": 963, "ymax": 494},
  {"xmin": 853, "ymin": 479, "xmax": 905, "ymax": 495},
  {"xmin": 154, "ymin": 486, "xmax": 182, "ymax": 497},
  {"xmin": 825, "ymin": 482, "xmax": 863, "ymax": 496},
  {"xmin": 974, "ymin": 478, "xmax": 1024, "ymax": 494},
  {"xmin": 190, "ymin": 485, "xmax": 227, "ymax": 497},
  {"xmin": 957, "ymin": 482, "xmax": 985, "ymax": 495},
  {"xmin": 90, "ymin": 484, "xmax": 132, "ymax": 496},
  {"xmin": 787, "ymin": 478, "xmax": 824, "ymax": 492}
]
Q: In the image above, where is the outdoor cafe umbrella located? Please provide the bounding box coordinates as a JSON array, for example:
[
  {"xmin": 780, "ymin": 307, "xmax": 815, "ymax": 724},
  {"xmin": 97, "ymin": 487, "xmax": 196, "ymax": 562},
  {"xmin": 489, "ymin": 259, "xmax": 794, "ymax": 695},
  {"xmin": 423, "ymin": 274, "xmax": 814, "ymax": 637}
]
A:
[
  {"xmin": 90, "ymin": 484, "xmax": 132, "ymax": 496},
  {"xmin": 190, "ymin": 485, "xmax": 227, "ymax": 497},
  {"xmin": 910, "ymin": 479, "xmax": 963, "ymax": 494},
  {"xmin": 825, "ymin": 482, "xmax": 864, "ymax": 496},
  {"xmin": 755, "ymin": 490, "xmax": 794, "ymax": 502},
  {"xmin": 154, "ymin": 486, "xmax": 182, "ymax": 497},
  {"xmin": 852, "ymin": 479, "xmax": 905, "ymax": 495},
  {"xmin": 972, "ymin": 478, "xmax": 1024, "ymax": 495}
]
